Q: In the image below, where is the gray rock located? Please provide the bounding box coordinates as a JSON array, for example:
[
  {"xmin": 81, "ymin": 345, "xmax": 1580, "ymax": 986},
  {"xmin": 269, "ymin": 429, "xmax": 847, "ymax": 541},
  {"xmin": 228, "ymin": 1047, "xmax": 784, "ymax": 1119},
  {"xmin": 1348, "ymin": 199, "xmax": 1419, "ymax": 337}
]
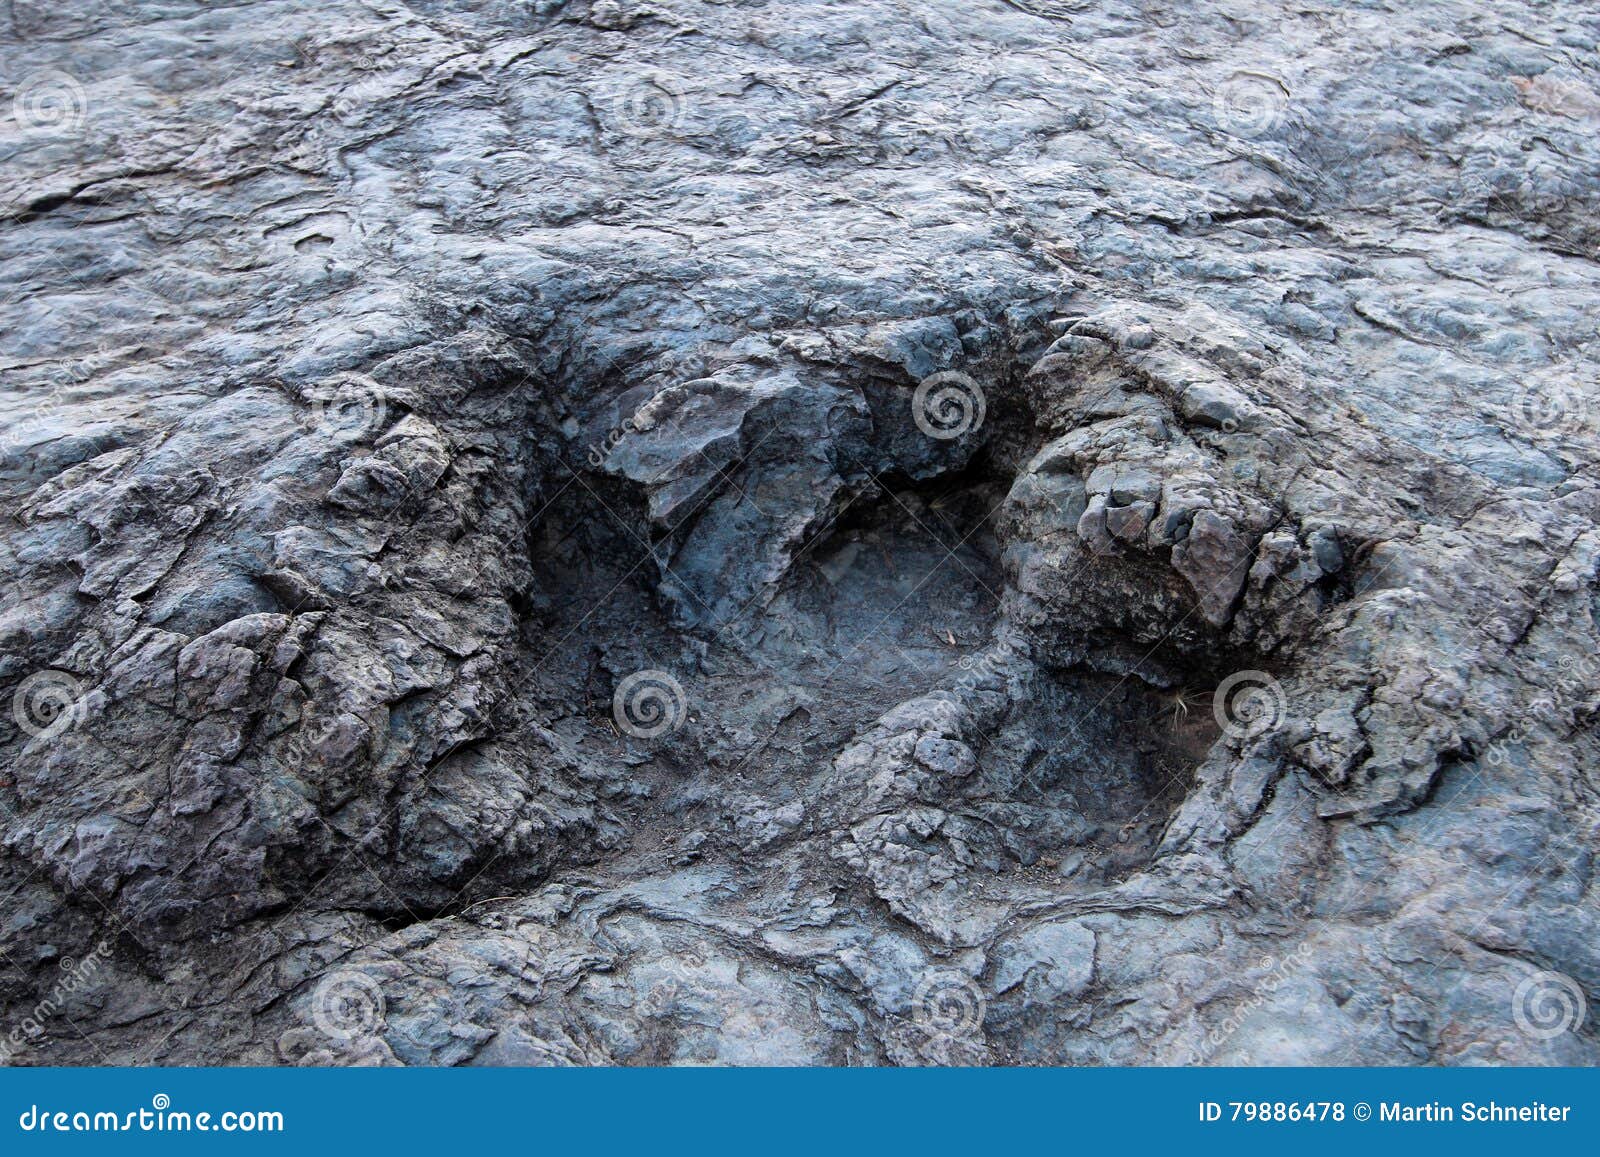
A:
[{"xmin": 0, "ymin": 0, "xmax": 1597, "ymax": 1070}]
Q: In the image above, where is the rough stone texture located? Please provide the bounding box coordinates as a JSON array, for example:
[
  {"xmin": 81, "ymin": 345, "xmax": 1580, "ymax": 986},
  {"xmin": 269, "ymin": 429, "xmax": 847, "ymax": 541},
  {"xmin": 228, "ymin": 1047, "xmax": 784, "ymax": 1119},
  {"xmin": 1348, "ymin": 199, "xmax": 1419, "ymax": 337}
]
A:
[{"xmin": 1, "ymin": 0, "xmax": 1597, "ymax": 1066}]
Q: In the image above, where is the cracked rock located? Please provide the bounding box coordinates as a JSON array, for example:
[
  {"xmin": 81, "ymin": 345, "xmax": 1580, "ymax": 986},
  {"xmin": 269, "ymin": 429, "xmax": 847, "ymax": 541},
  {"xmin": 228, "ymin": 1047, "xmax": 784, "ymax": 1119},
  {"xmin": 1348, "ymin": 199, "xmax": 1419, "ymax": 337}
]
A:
[{"xmin": 1, "ymin": 0, "xmax": 1597, "ymax": 1069}]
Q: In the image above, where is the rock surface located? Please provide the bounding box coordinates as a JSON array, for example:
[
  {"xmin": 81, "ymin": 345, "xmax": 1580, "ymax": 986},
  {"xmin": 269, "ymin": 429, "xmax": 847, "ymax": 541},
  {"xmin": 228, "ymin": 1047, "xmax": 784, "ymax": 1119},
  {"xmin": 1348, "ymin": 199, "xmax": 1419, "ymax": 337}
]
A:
[{"xmin": 1, "ymin": 0, "xmax": 1597, "ymax": 1065}]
